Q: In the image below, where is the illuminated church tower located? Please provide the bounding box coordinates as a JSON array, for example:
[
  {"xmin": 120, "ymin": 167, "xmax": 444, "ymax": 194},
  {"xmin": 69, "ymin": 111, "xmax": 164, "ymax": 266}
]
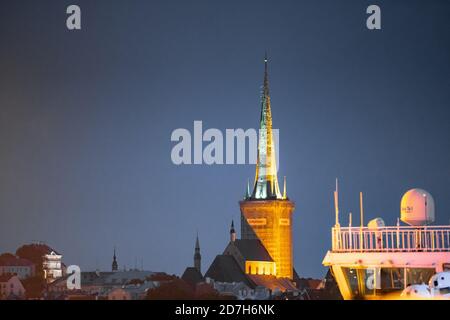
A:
[{"xmin": 239, "ymin": 55, "xmax": 295, "ymax": 279}]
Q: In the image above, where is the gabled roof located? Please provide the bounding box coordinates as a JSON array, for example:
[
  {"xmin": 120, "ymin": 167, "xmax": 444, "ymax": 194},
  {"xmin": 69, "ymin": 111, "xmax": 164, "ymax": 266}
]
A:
[
  {"xmin": 204, "ymin": 254, "xmax": 298, "ymax": 293},
  {"xmin": 204, "ymin": 255, "xmax": 253, "ymax": 287},
  {"xmin": 0, "ymin": 274, "xmax": 18, "ymax": 282},
  {"xmin": 229, "ymin": 239, "xmax": 273, "ymax": 262},
  {"xmin": 181, "ymin": 267, "xmax": 203, "ymax": 287}
]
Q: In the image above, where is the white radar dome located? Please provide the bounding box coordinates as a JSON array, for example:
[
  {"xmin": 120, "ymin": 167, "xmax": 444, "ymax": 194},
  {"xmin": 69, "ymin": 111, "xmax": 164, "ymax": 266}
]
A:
[{"xmin": 400, "ymin": 188, "xmax": 435, "ymax": 226}]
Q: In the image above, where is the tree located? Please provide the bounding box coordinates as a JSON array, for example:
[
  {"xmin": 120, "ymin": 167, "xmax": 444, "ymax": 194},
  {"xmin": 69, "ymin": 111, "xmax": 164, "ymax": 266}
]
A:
[
  {"xmin": 0, "ymin": 253, "xmax": 16, "ymax": 262},
  {"xmin": 146, "ymin": 273, "xmax": 177, "ymax": 282},
  {"xmin": 146, "ymin": 279, "xmax": 194, "ymax": 300},
  {"xmin": 16, "ymin": 244, "xmax": 48, "ymax": 278},
  {"xmin": 22, "ymin": 275, "xmax": 46, "ymax": 299}
]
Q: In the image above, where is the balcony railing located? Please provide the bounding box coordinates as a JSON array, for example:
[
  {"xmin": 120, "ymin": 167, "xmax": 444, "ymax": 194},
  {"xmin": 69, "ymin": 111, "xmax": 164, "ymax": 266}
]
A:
[{"xmin": 332, "ymin": 225, "xmax": 450, "ymax": 253}]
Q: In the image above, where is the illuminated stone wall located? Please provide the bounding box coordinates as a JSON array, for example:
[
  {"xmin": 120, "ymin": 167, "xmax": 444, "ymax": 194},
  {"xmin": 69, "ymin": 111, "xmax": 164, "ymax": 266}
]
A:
[
  {"xmin": 245, "ymin": 261, "xmax": 277, "ymax": 276},
  {"xmin": 240, "ymin": 199, "xmax": 295, "ymax": 279}
]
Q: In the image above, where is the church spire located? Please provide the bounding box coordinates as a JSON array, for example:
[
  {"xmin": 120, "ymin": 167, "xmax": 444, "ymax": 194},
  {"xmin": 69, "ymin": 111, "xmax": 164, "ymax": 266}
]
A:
[
  {"xmin": 194, "ymin": 232, "xmax": 201, "ymax": 273},
  {"xmin": 112, "ymin": 247, "xmax": 118, "ymax": 272},
  {"xmin": 230, "ymin": 220, "xmax": 236, "ymax": 242},
  {"xmin": 250, "ymin": 54, "xmax": 282, "ymax": 200},
  {"xmin": 195, "ymin": 232, "xmax": 200, "ymax": 250}
]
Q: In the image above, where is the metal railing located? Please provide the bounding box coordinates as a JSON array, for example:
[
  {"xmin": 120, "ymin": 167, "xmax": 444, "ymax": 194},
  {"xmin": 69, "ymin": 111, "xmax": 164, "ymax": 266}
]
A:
[{"xmin": 332, "ymin": 225, "xmax": 450, "ymax": 252}]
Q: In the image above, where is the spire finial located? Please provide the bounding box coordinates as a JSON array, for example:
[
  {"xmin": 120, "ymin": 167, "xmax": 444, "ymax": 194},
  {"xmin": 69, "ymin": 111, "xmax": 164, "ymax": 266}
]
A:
[
  {"xmin": 263, "ymin": 52, "xmax": 269, "ymax": 96},
  {"xmin": 283, "ymin": 176, "xmax": 287, "ymax": 199},
  {"xmin": 195, "ymin": 232, "xmax": 200, "ymax": 249}
]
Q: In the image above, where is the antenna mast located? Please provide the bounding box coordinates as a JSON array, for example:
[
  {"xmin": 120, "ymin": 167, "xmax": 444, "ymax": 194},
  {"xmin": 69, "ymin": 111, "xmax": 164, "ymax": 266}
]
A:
[
  {"xmin": 359, "ymin": 192, "xmax": 364, "ymax": 228},
  {"xmin": 359, "ymin": 192, "xmax": 364, "ymax": 251},
  {"xmin": 334, "ymin": 178, "xmax": 340, "ymax": 227}
]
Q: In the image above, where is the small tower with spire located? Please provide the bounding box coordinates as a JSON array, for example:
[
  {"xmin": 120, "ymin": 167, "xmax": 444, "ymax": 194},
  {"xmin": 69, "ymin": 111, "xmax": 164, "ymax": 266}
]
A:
[
  {"xmin": 230, "ymin": 220, "xmax": 236, "ymax": 242},
  {"xmin": 194, "ymin": 233, "xmax": 201, "ymax": 273},
  {"xmin": 112, "ymin": 247, "xmax": 118, "ymax": 272}
]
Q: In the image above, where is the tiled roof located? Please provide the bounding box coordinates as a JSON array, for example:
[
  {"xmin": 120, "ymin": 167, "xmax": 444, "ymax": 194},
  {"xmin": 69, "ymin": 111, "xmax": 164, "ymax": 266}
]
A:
[
  {"xmin": 231, "ymin": 240, "xmax": 273, "ymax": 262},
  {"xmin": 0, "ymin": 257, "xmax": 34, "ymax": 267},
  {"xmin": 0, "ymin": 274, "xmax": 16, "ymax": 282},
  {"xmin": 205, "ymin": 255, "xmax": 298, "ymax": 293},
  {"xmin": 247, "ymin": 274, "xmax": 298, "ymax": 292},
  {"xmin": 204, "ymin": 255, "xmax": 253, "ymax": 287}
]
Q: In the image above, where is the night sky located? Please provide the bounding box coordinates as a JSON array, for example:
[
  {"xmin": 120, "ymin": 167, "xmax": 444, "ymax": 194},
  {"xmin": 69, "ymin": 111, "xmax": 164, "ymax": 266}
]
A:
[{"xmin": 0, "ymin": 0, "xmax": 449, "ymax": 278}]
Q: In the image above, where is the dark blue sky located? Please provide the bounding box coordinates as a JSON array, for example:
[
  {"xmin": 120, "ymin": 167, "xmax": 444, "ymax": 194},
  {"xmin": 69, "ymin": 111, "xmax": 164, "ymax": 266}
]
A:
[{"xmin": 0, "ymin": 0, "xmax": 449, "ymax": 278}]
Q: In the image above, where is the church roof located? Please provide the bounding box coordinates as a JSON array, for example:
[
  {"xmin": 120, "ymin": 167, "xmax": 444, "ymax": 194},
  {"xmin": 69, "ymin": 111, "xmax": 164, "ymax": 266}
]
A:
[
  {"xmin": 204, "ymin": 255, "xmax": 298, "ymax": 292},
  {"xmin": 232, "ymin": 239, "xmax": 273, "ymax": 262},
  {"xmin": 204, "ymin": 255, "xmax": 253, "ymax": 287}
]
